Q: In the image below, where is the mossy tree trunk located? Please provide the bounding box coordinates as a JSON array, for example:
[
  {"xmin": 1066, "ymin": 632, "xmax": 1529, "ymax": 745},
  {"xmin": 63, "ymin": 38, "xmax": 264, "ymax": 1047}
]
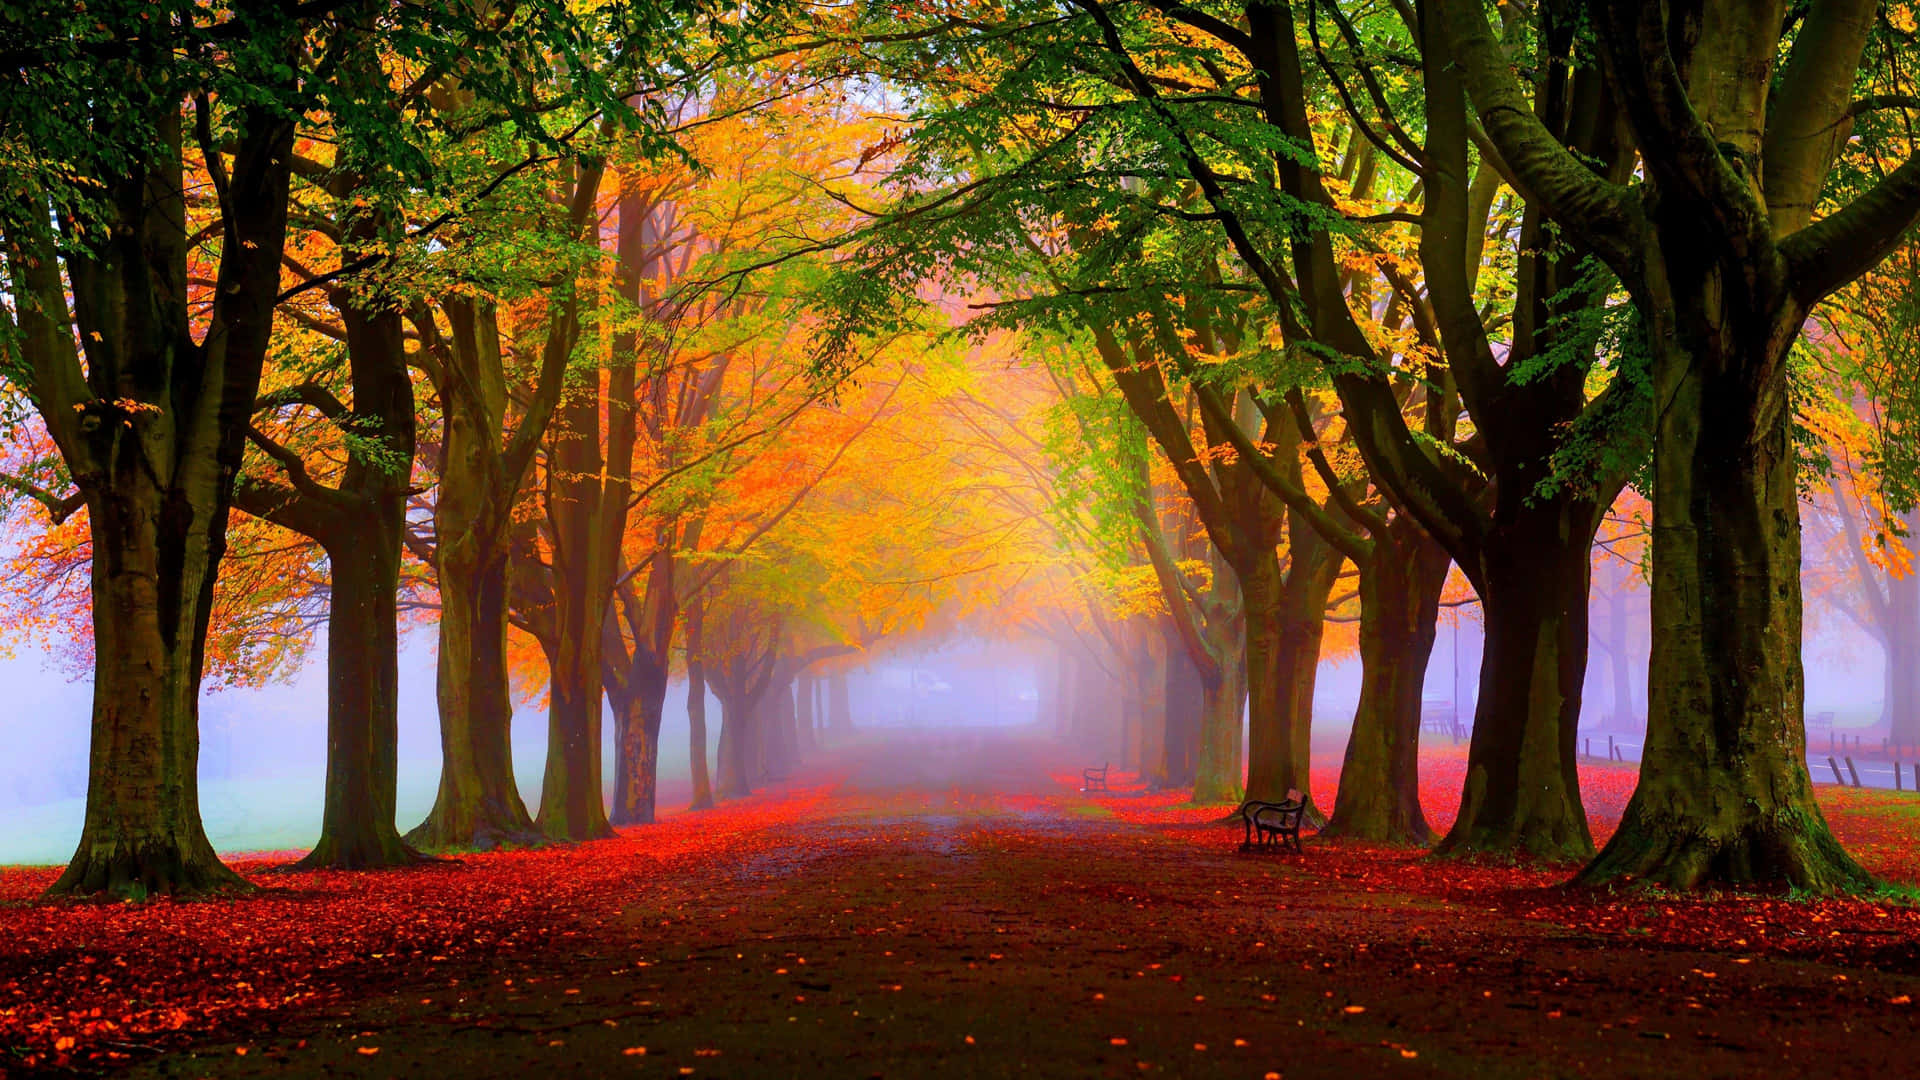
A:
[
  {"xmin": 535, "ymin": 174, "xmax": 635, "ymax": 844},
  {"xmin": 1441, "ymin": 0, "xmax": 1920, "ymax": 889},
  {"xmin": 300, "ymin": 514, "xmax": 421, "ymax": 869},
  {"xmin": 1440, "ymin": 505, "xmax": 1602, "ymax": 859},
  {"xmin": 1238, "ymin": 527, "xmax": 1342, "ymax": 818},
  {"xmin": 409, "ymin": 156, "xmax": 605, "ymax": 851},
  {"xmin": 17, "ymin": 92, "xmax": 297, "ymax": 898},
  {"xmin": 1192, "ymin": 650, "xmax": 1247, "ymax": 804},
  {"xmin": 1323, "ymin": 522, "xmax": 1452, "ymax": 844},
  {"xmin": 1578, "ymin": 233, "xmax": 1869, "ymax": 889}
]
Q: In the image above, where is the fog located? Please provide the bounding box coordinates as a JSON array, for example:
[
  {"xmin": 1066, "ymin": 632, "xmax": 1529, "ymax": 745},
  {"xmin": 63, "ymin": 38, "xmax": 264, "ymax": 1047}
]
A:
[{"xmin": 0, "ymin": 595, "xmax": 1894, "ymax": 864}]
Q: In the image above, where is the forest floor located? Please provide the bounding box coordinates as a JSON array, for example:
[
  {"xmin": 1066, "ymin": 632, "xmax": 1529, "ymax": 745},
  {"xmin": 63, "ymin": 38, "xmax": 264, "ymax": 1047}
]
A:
[{"xmin": 4, "ymin": 730, "xmax": 1920, "ymax": 1079}]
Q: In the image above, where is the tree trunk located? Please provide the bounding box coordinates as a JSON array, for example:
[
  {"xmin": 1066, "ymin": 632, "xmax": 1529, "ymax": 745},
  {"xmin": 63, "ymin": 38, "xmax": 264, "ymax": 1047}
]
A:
[
  {"xmin": 829, "ymin": 671, "xmax": 852, "ymax": 730},
  {"xmin": 537, "ymin": 632, "xmax": 615, "ymax": 841},
  {"xmin": 1137, "ymin": 628, "xmax": 1166, "ymax": 784},
  {"xmin": 409, "ymin": 295, "xmax": 541, "ymax": 852},
  {"xmin": 1440, "ymin": 505, "xmax": 1597, "ymax": 859},
  {"xmin": 1606, "ymin": 592, "xmax": 1639, "ymax": 727},
  {"xmin": 297, "ymin": 513, "xmax": 423, "ymax": 868},
  {"xmin": 45, "ymin": 101, "xmax": 296, "ymax": 898},
  {"xmin": 715, "ymin": 674, "xmax": 762, "ymax": 801},
  {"xmin": 797, "ymin": 672, "xmax": 817, "ymax": 751},
  {"xmin": 533, "ymin": 177, "xmax": 636, "ymax": 844},
  {"xmin": 609, "ymin": 660, "xmax": 669, "ymax": 826},
  {"xmin": 608, "ymin": 544, "xmax": 680, "ymax": 826},
  {"xmin": 1884, "ymin": 566, "xmax": 1920, "ymax": 745},
  {"xmin": 1580, "ymin": 290, "xmax": 1870, "ymax": 890},
  {"xmin": 1192, "ymin": 650, "xmax": 1246, "ymax": 804},
  {"xmin": 687, "ymin": 610, "xmax": 715, "ymax": 811},
  {"xmin": 762, "ymin": 681, "xmax": 797, "ymax": 780},
  {"xmin": 52, "ymin": 480, "xmax": 245, "ymax": 898},
  {"xmin": 409, "ymin": 523, "xmax": 539, "ymax": 850},
  {"xmin": 279, "ymin": 228, "xmax": 422, "ymax": 871},
  {"xmin": 1159, "ymin": 619, "xmax": 1204, "ymax": 788},
  {"xmin": 1240, "ymin": 533, "xmax": 1342, "ymax": 817},
  {"xmin": 1323, "ymin": 525, "xmax": 1451, "ymax": 844}
]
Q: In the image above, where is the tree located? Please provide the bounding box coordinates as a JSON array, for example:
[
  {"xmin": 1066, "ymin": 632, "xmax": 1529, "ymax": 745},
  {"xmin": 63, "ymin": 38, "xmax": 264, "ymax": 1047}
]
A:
[
  {"xmin": 234, "ymin": 177, "xmax": 426, "ymax": 869},
  {"xmin": 1435, "ymin": 0, "xmax": 1920, "ymax": 890},
  {"xmin": 0, "ymin": 3, "xmax": 306, "ymax": 898}
]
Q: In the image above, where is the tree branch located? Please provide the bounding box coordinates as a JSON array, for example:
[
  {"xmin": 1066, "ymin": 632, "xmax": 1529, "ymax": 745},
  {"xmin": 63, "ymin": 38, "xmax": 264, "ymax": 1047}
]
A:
[
  {"xmin": 1783, "ymin": 154, "xmax": 1920, "ymax": 304},
  {"xmin": 0, "ymin": 473, "xmax": 85, "ymax": 524},
  {"xmin": 1433, "ymin": 0, "xmax": 1643, "ymax": 276},
  {"xmin": 246, "ymin": 425, "xmax": 351, "ymax": 508}
]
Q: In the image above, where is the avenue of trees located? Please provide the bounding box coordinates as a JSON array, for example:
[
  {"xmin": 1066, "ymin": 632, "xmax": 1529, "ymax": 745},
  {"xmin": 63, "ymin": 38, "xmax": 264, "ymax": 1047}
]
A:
[{"xmin": 6, "ymin": 0, "xmax": 1920, "ymax": 898}]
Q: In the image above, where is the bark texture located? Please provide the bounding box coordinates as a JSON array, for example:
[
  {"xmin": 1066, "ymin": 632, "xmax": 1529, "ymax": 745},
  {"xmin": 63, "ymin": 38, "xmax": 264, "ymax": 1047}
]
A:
[
  {"xmin": 1323, "ymin": 524, "xmax": 1452, "ymax": 844},
  {"xmin": 1240, "ymin": 528, "xmax": 1341, "ymax": 817},
  {"xmin": 28, "ymin": 87, "xmax": 297, "ymax": 897}
]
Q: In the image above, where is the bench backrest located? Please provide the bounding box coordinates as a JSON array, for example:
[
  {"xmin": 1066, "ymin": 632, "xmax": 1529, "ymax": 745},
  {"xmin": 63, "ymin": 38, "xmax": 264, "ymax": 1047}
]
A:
[{"xmin": 1236, "ymin": 798, "xmax": 1304, "ymax": 828}]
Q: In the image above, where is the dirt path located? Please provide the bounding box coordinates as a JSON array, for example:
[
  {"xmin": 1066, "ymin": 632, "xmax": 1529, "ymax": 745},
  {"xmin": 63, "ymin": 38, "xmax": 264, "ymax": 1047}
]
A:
[{"xmin": 105, "ymin": 729, "xmax": 1918, "ymax": 1080}]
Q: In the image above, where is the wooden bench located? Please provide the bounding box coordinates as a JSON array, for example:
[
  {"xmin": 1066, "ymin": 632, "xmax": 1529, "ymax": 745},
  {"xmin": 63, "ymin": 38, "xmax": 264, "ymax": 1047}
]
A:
[
  {"xmin": 1081, "ymin": 762, "xmax": 1110, "ymax": 793},
  {"xmin": 1236, "ymin": 791, "xmax": 1305, "ymax": 853}
]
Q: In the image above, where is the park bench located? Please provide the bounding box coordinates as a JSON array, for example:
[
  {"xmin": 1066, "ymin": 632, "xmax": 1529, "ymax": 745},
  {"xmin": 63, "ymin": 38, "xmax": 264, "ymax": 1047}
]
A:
[
  {"xmin": 1081, "ymin": 762, "xmax": 1110, "ymax": 792},
  {"xmin": 1235, "ymin": 790, "xmax": 1305, "ymax": 853}
]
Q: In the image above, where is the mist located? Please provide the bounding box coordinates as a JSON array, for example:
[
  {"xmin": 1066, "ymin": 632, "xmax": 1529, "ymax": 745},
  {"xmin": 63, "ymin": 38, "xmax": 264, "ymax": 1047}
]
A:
[{"xmin": 2, "ymin": 575, "xmax": 1896, "ymax": 865}]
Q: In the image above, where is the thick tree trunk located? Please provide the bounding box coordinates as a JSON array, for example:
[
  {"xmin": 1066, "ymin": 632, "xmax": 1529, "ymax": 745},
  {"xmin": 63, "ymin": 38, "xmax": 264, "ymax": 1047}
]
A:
[
  {"xmin": 297, "ymin": 518, "xmax": 423, "ymax": 869},
  {"xmin": 283, "ymin": 239, "xmax": 422, "ymax": 870},
  {"xmin": 608, "ymin": 545, "xmax": 679, "ymax": 826},
  {"xmin": 409, "ymin": 295, "xmax": 541, "ymax": 852},
  {"xmin": 715, "ymin": 679, "xmax": 761, "ymax": 800},
  {"xmin": 1192, "ymin": 652, "xmax": 1247, "ymax": 804},
  {"xmin": 1137, "ymin": 629, "xmax": 1166, "ymax": 784},
  {"xmin": 1323, "ymin": 527, "xmax": 1451, "ymax": 844},
  {"xmin": 52, "ymin": 483, "xmax": 245, "ymax": 898},
  {"xmin": 537, "ymin": 634, "xmax": 616, "ymax": 841},
  {"xmin": 1581, "ymin": 299, "xmax": 1870, "ymax": 891},
  {"xmin": 534, "ymin": 180, "xmax": 635, "ymax": 843},
  {"xmin": 46, "ymin": 102, "xmax": 295, "ymax": 898},
  {"xmin": 1240, "ymin": 537, "xmax": 1342, "ymax": 817},
  {"xmin": 1439, "ymin": 504, "xmax": 1598, "ymax": 859},
  {"xmin": 409, "ymin": 528, "xmax": 539, "ymax": 850}
]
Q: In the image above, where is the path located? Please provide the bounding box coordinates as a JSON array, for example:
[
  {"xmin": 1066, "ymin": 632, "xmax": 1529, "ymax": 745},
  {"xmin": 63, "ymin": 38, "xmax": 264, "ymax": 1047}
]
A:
[{"xmin": 23, "ymin": 729, "xmax": 1918, "ymax": 1079}]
